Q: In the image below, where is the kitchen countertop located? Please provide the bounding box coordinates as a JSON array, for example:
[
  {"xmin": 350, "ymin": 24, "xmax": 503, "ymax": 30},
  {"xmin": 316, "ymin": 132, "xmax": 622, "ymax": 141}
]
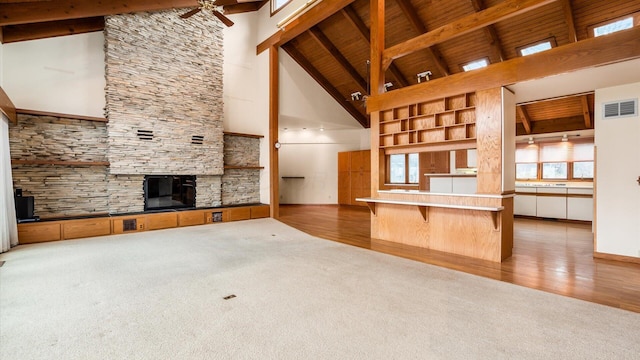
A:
[{"xmin": 516, "ymin": 181, "xmax": 593, "ymax": 189}]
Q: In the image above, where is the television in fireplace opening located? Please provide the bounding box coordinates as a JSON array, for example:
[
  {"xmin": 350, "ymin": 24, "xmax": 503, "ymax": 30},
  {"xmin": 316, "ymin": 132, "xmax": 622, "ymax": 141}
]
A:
[{"xmin": 144, "ymin": 175, "xmax": 196, "ymax": 211}]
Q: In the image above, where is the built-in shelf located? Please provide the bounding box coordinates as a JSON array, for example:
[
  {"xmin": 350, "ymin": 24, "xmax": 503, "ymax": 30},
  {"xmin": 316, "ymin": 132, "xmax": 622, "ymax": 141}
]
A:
[
  {"xmin": 16, "ymin": 108, "xmax": 108, "ymax": 123},
  {"xmin": 379, "ymin": 92, "xmax": 477, "ymax": 149},
  {"xmin": 11, "ymin": 160, "xmax": 110, "ymax": 166},
  {"xmin": 223, "ymin": 165, "xmax": 264, "ymax": 170}
]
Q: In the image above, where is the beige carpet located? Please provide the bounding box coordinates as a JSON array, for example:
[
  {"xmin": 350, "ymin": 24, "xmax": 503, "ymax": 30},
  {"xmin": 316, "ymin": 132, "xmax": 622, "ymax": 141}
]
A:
[{"xmin": 1, "ymin": 218, "xmax": 639, "ymax": 359}]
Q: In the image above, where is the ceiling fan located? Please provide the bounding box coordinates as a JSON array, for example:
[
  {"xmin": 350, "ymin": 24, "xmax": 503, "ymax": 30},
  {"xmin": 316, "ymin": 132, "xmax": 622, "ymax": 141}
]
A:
[{"xmin": 180, "ymin": 0, "xmax": 235, "ymax": 27}]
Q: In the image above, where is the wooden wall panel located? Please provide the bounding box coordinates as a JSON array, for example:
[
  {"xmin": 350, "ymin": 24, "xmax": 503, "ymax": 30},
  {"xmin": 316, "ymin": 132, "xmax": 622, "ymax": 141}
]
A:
[
  {"xmin": 475, "ymin": 87, "xmax": 503, "ymax": 194},
  {"xmin": 17, "ymin": 222, "xmax": 61, "ymax": 244},
  {"xmin": 146, "ymin": 212, "xmax": 178, "ymax": 230},
  {"xmin": 250, "ymin": 205, "xmax": 271, "ymax": 219},
  {"xmin": 178, "ymin": 210, "xmax": 205, "ymax": 227},
  {"xmin": 62, "ymin": 218, "xmax": 111, "ymax": 240}
]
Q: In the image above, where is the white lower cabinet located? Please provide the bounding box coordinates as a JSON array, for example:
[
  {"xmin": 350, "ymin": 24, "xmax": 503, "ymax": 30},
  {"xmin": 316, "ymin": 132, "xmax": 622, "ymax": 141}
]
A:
[
  {"xmin": 567, "ymin": 188, "xmax": 594, "ymax": 221},
  {"xmin": 535, "ymin": 188, "xmax": 567, "ymax": 219},
  {"xmin": 514, "ymin": 187, "xmax": 537, "ymax": 216}
]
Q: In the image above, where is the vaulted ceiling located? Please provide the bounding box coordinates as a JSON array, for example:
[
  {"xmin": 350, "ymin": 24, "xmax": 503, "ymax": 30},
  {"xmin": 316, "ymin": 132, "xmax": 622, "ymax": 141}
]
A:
[{"xmin": 2, "ymin": 0, "xmax": 640, "ymax": 135}]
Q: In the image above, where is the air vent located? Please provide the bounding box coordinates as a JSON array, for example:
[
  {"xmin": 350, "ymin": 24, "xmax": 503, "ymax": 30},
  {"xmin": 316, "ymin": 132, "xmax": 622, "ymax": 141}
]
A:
[
  {"xmin": 123, "ymin": 219, "xmax": 137, "ymax": 231},
  {"xmin": 137, "ymin": 129, "xmax": 154, "ymax": 140},
  {"xmin": 191, "ymin": 135, "xmax": 204, "ymax": 145},
  {"xmin": 603, "ymin": 99, "xmax": 637, "ymax": 119}
]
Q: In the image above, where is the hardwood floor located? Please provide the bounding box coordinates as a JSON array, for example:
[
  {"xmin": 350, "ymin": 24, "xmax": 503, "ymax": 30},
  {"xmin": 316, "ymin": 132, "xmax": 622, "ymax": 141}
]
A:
[{"xmin": 279, "ymin": 204, "xmax": 640, "ymax": 313}]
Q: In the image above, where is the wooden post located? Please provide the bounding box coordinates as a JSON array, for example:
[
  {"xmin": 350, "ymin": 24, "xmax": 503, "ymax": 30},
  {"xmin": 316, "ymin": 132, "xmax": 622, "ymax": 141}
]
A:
[
  {"xmin": 269, "ymin": 46, "xmax": 280, "ymax": 219},
  {"xmin": 369, "ymin": 0, "xmax": 385, "ymax": 194}
]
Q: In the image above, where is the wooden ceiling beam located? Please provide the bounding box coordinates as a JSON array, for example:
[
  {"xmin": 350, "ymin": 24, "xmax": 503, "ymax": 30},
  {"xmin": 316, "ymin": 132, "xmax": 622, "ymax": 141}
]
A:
[
  {"xmin": 282, "ymin": 44, "xmax": 368, "ymax": 128},
  {"xmin": 257, "ymin": 0, "xmax": 356, "ymax": 54},
  {"xmin": 470, "ymin": 0, "xmax": 506, "ymax": 62},
  {"xmin": 340, "ymin": 5, "xmax": 409, "ymax": 88},
  {"xmin": 581, "ymin": 95, "xmax": 592, "ymax": 128},
  {"xmin": 223, "ymin": 1, "xmax": 268, "ymax": 15},
  {"xmin": 307, "ymin": 26, "xmax": 368, "ymax": 93},
  {"xmin": 0, "ymin": 0, "xmax": 199, "ymax": 26},
  {"xmin": 1, "ymin": 17, "xmax": 104, "ymax": 43},
  {"xmin": 0, "ymin": 87, "xmax": 17, "ymax": 124},
  {"xmin": 382, "ymin": 0, "xmax": 558, "ymax": 70},
  {"xmin": 516, "ymin": 105, "xmax": 532, "ymax": 134},
  {"xmin": 368, "ymin": 25, "xmax": 640, "ymax": 112},
  {"xmin": 562, "ymin": 0, "xmax": 577, "ymax": 43},
  {"xmin": 518, "ymin": 115, "xmax": 586, "ymax": 136},
  {"xmin": 394, "ymin": 0, "xmax": 450, "ymax": 76}
]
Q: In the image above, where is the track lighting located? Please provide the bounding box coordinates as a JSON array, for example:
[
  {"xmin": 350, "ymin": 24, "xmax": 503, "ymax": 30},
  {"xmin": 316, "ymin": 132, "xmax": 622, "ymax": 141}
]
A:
[
  {"xmin": 528, "ymin": 137, "xmax": 534, "ymax": 145},
  {"xmin": 351, "ymin": 92, "xmax": 363, "ymax": 101},
  {"xmin": 562, "ymin": 134, "xmax": 568, "ymax": 142},
  {"xmin": 417, "ymin": 71, "xmax": 432, "ymax": 83},
  {"xmin": 384, "ymin": 82, "xmax": 393, "ymax": 91}
]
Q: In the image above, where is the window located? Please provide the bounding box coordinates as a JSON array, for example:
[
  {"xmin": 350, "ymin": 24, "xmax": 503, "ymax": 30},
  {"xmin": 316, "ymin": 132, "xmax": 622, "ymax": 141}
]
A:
[
  {"xmin": 517, "ymin": 38, "xmax": 555, "ymax": 56},
  {"xmin": 516, "ymin": 138, "xmax": 594, "ymax": 181},
  {"xmin": 271, "ymin": 0, "xmax": 292, "ymax": 15},
  {"xmin": 573, "ymin": 161, "xmax": 594, "ymax": 179},
  {"xmin": 542, "ymin": 162, "xmax": 568, "ymax": 180},
  {"xmin": 589, "ymin": 12, "xmax": 639, "ymax": 37},
  {"xmin": 388, "ymin": 153, "xmax": 419, "ymax": 184},
  {"xmin": 461, "ymin": 58, "xmax": 489, "ymax": 72},
  {"xmin": 516, "ymin": 163, "xmax": 538, "ymax": 180},
  {"xmin": 593, "ymin": 17, "xmax": 633, "ymax": 37}
]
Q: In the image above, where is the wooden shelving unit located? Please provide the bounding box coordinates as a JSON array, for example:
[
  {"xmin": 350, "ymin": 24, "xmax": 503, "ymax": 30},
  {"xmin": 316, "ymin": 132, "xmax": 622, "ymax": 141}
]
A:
[{"xmin": 379, "ymin": 92, "xmax": 477, "ymax": 149}]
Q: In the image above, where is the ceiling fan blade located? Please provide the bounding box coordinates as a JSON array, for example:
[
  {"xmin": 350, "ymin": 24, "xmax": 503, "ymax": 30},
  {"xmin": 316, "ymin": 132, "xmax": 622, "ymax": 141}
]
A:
[
  {"xmin": 212, "ymin": 10, "xmax": 234, "ymax": 27},
  {"xmin": 180, "ymin": 8, "xmax": 202, "ymax": 19}
]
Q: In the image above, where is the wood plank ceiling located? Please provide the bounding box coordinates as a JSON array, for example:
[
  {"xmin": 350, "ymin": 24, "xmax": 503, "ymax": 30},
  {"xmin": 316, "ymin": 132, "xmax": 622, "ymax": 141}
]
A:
[{"xmin": 2, "ymin": 0, "xmax": 639, "ymax": 133}]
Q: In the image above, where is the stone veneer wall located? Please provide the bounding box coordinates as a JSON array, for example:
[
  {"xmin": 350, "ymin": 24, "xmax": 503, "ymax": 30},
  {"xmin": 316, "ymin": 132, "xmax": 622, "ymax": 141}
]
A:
[
  {"xmin": 222, "ymin": 134, "xmax": 261, "ymax": 205},
  {"xmin": 9, "ymin": 114, "xmax": 109, "ymax": 218},
  {"xmin": 104, "ymin": 10, "xmax": 224, "ymax": 177}
]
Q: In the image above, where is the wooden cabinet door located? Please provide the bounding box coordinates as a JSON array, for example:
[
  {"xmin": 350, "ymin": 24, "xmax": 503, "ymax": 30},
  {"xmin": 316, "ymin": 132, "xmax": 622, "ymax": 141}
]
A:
[
  {"xmin": 338, "ymin": 171, "xmax": 351, "ymax": 205},
  {"xmin": 338, "ymin": 151, "xmax": 351, "ymax": 172}
]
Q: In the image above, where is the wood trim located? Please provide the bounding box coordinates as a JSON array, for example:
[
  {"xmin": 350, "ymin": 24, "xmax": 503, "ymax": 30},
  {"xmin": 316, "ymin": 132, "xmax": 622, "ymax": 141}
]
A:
[
  {"xmin": 395, "ymin": 0, "xmax": 450, "ymax": 76},
  {"xmin": 0, "ymin": 0, "xmax": 198, "ymax": 26},
  {"xmin": 16, "ymin": 108, "xmax": 107, "ymax": 122},
  {"xmin": 594, "ymin": 252, "xmax": 640, "ymax": 265},
  {"xmin": 282, "ymin": 44, "xmax": 368, "ymax": 127},
  {"xmin": 368, "ymin": 25, "xmax": 640, "ymax": 112},
  {"xmin": 256, "ymin": 0, "xmax": 356, "ymax": 54},
  {"xmin": 223, "ymin": 166, "xmax": 264, "ymax": 170},
  {"xmin": 0, "ymin": 87, "xmax": 17, "ymax": 124},
  {"xmin": 381, "ymin": 0, "xmax": 558, "ymax": 70},
  {"xmin": 11, "ymin": 160, "xmax": 110, "ymax": 166},
  {"xmin": 223, "ymin": 131, "xmax": 264, "ymax": 138},
  {"xmin": 269, "ymin": 46, "xmax": 279, "ymax": 219},
  {"xmin": 307, "ymin": 26, "xmax": 368, "ymax": 92},
  {"xmin": 0, "ymin": 17, "xmax": 104, "ymax": 43}
]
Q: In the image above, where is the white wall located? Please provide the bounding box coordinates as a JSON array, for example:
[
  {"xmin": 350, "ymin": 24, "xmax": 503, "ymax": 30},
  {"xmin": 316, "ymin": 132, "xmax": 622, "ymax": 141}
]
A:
[
  {"xmin": 2, "ymin": 33, "xmax": 105, "ymax": 117},
  {"xmin": 595, "ymin": 82, "xmax": 640, "ymax": 258}
]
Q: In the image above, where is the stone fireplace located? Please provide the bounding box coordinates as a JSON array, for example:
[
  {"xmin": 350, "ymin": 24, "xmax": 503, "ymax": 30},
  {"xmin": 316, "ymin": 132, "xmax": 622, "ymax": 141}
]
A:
[{"xmin": 9, "ymin": 10, "xmax": 261, "ymax": 219}]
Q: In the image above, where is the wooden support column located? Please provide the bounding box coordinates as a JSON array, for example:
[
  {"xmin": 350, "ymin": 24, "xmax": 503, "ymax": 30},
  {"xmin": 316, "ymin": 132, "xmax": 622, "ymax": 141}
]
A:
[
  {"xmin": 269, "ymin": 46, "xmax": 280, "ymax": 219},
  {"xmin": 370, "ymin": 0, "xmax": 385, "ymax": 193}
]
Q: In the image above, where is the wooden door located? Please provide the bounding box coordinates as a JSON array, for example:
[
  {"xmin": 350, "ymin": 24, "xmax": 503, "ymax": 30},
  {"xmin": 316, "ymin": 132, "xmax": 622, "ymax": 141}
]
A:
[{"xmin": 338, "ymin": 152, "xmax": 351, "ymax": 205}]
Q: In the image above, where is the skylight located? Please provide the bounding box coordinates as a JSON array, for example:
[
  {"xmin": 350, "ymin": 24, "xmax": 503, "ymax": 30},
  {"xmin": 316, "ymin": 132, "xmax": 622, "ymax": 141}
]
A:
[
  {"xmin": 462, "ymin": 59, "xmax": 488, "ymax": 72},
  {"xmin": 593, "ymin": 17, "xmax": 633, "ymax": 37},
  {"xmin": 520, "ymin": 41, "xmax": 552, "ymax": 56}
]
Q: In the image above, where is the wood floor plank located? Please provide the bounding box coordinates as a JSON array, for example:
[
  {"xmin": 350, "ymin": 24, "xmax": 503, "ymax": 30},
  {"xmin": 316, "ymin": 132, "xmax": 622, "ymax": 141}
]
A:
[{"xmin": 279, "ymin": 204, "xmax": 640, "ymax": 313}]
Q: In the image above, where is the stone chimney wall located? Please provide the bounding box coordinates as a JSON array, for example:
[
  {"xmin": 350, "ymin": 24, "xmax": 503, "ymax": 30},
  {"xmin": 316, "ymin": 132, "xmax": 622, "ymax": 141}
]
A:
[{"xmin": 104, "ymin": 10, "xmax": 224, "ymax": 176}]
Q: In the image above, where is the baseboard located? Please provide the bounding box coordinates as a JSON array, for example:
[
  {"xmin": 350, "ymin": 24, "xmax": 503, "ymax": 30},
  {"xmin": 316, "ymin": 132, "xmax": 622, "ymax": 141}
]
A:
[{"xmin": 593, "ymin": 251, "xmax": 640, "ymax": 265}]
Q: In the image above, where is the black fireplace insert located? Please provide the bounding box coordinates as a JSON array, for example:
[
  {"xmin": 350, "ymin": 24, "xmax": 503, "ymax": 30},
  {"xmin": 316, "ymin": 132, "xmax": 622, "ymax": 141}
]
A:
[{"xmin": 144, "ymin": 175, "xmax": 195, "ymax": 211}]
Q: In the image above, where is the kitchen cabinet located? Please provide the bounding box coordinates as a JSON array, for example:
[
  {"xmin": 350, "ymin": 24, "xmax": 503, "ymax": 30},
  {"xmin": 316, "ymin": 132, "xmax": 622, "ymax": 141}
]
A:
[
  {"xmin": 514, "ymin": 187, "xmax": 537, "ymax": 216},
  {"xmin": 536, "ymin": 187, "xmax": 567, "ymax": 219},
  {"xmin": 338, "ymin": 150, "xmax": 371, "ymax": 206},
  {"xmin": 567, "ymin": 188, "xmax": 594, "ymax": 221}
]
